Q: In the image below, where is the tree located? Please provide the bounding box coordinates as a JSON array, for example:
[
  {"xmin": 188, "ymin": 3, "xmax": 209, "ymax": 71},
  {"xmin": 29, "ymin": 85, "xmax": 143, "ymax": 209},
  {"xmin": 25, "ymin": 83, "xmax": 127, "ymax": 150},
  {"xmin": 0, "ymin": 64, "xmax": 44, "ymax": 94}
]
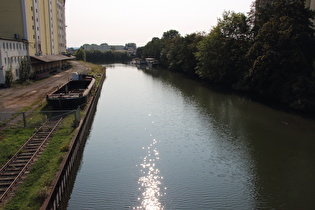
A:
[
  {"xmin": 136, "ymin": 47, "xmax": 144, "ymax": 58},
  {"xmin": 246, "ymin": 0, "xmax": 315, "ymax": 108},
  {"xmin": 142, "ymin": 37, "xmax": 162, "ymax": 59},
  {"xmin": 162, "ymin": 29, "xmax": 180, "ymax": 40},
  {"xmin": 5, "ymin": 67, "xmax": 13, "ymax": 87},
  {"xmin": 196, "ymin": 11, "xmax": 251, "ymax": 86},
  {"xmin": 180, "ymin": 33, "xmax": 204, "ymax": 75},
  {"xmin": 19, "ymin": 57, "xmax": 32, "ymax": 82},
  {"xmin": 75, "ymin": 48, "xmax": 86, "ymax": 61}
]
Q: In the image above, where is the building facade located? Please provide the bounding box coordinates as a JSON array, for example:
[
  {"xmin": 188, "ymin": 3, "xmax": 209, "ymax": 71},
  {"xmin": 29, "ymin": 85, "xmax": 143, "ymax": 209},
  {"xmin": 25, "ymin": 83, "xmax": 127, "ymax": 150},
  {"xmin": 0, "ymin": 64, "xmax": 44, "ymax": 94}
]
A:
[
  {"xmin": 305, "ymin": 0, "xmax": 315, "ymax": 10},
  {"xmin": 0, "ymin": 39, "xmax": 28, "ymax": 84},
  {"xmin": 83, "ymin": 44, "xmax": 125, "ymax": 51},
  {"xmin": 0, "ymin": 0, "xmax": 69, "ymax": 85},
  {"xmin": 0, "ymin": 0, "xmax": 66, "ymax": 56}
]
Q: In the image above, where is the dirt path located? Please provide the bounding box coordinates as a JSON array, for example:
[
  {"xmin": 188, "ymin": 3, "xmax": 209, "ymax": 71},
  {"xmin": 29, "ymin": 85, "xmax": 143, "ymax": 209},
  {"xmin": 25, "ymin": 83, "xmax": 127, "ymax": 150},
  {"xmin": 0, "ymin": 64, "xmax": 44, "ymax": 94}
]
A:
[{"xmin": 0, "ymin": 61, "xmax": 89, "ymax": 112}]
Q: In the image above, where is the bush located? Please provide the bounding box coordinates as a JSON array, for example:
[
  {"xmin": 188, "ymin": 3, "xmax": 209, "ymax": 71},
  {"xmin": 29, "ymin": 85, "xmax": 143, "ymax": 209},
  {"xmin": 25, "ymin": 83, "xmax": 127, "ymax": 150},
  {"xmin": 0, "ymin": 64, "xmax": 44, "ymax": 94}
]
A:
[{"xmin": 5, "ymin": 68, "xmax": 13, "ymax": 87}]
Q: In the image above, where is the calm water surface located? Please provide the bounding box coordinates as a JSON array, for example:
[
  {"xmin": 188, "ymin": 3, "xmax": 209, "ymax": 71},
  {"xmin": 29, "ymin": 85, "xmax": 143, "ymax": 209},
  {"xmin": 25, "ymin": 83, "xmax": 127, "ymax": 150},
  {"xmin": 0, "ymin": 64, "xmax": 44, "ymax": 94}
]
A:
[{"xmin": 67, "ymin": 64, "xmax": 315, "ymax": 209}]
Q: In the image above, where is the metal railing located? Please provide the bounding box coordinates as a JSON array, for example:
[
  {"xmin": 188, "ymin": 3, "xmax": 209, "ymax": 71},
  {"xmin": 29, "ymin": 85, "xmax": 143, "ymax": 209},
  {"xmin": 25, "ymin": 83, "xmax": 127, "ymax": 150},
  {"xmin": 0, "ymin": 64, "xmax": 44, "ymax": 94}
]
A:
[{"xmin": 0, "ymin": 109, "xmax": 80, "ymax": 129}]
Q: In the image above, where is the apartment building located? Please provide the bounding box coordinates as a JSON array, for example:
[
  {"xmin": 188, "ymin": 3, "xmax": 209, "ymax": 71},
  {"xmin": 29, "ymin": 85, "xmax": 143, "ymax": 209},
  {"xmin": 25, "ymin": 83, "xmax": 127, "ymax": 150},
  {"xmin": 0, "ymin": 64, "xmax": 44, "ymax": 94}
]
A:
[
  {"xmin": 0, "ymin": 0, "xmax": 70, "ymax": 86},
  {"xmin": 306, "ymin": 0, "xmax": 315, "ymax": 10}
]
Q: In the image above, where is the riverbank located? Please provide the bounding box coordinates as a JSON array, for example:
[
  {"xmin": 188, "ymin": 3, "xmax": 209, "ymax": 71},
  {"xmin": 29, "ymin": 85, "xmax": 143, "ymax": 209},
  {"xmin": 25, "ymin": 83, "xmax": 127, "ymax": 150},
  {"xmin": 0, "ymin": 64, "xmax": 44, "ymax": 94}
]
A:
[
  {"xmin": 154, "ymin": 66, "xmax": 315, "ymax": 120},
  {"xmin": 0, "ymin": 61, "xmax": 105, "ymax": 209}
]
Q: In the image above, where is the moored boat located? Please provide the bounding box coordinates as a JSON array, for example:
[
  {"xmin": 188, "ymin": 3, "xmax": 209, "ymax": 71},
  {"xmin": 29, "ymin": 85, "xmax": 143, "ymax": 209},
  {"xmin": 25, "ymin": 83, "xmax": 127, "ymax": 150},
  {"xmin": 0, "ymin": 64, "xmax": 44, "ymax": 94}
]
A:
[{"xmin": 46, "ymin": 73, "xmax": 96, "ymax": 109}]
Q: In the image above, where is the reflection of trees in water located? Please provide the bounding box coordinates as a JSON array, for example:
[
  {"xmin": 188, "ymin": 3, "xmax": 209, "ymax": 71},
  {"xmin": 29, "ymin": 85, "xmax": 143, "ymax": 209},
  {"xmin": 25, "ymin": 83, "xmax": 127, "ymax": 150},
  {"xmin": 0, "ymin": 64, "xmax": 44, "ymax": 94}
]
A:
[{"xmin": 140, "ymin": 65, "xmax": 315, "ymax": 209}]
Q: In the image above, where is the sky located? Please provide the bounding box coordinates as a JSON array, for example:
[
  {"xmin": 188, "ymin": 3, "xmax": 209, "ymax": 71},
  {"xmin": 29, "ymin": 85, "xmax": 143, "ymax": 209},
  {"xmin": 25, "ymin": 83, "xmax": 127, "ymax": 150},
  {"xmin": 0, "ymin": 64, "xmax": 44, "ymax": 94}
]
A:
[{"xmin": 65, "ymin": 0, "xmax": 254, "ymax": 48}]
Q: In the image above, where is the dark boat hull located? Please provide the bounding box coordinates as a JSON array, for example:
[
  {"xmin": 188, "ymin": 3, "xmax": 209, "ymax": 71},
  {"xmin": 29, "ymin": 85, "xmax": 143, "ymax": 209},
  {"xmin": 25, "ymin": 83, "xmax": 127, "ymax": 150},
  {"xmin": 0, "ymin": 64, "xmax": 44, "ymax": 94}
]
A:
[
  {"xmin": 46, "ymin": 76, "xmax": 95, "ymax": 109},
  {"xmin": 46, "ymin": 95, "xmax": 88, "ymax": 109}
]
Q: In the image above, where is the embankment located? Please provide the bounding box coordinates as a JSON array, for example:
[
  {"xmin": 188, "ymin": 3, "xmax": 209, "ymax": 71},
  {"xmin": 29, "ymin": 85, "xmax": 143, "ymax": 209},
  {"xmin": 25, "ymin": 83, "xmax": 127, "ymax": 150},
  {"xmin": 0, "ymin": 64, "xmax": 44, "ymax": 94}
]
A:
[{"xmin": 40, "ymin": 69, "xmax": 106, "ymax": 210}]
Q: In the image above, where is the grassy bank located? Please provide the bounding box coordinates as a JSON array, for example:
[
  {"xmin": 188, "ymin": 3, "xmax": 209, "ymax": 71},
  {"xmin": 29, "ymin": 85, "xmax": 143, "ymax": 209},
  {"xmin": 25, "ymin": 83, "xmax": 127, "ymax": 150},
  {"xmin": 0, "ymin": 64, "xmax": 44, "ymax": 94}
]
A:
[
  {"xmin": 0, "ymin": 61, "xmax": 105, "ymax": 209},
  {"xmin": 3, "ymin": 115, "xmax": 75, "ymax": 210}
]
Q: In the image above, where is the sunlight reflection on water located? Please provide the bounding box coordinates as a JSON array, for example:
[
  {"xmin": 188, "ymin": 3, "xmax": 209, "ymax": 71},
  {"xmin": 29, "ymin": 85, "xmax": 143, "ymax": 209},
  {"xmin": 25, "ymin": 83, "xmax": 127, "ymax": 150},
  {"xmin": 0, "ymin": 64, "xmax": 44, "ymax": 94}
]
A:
[{"xmin": 134, "ymin": 138, "xmax": 164, "ymax": 210}]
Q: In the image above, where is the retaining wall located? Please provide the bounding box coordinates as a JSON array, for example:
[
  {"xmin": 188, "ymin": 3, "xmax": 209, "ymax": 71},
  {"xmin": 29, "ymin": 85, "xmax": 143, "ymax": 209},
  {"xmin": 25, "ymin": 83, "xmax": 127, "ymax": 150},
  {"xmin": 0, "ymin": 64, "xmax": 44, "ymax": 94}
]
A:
[{"xmin": 40, "ymin": 70, "xmax": 106, "ymax": 210}]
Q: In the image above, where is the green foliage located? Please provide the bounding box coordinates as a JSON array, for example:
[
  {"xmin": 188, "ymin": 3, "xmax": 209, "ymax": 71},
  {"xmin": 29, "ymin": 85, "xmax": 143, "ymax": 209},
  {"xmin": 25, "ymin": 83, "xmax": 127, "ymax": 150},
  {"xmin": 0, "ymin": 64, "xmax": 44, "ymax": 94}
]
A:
[
  {"xmin": 5, "ymin": 68, "xmax": 13, "ymax": 87},
  {"xmin": 85, "ymin": 50, "xmax": 132, "ymax": 63},
  {"xmin": 178, "ymin": 33, "xmax": 204, "ymax": 75},
  {"xmin": 162, "ymin": 29, "xmax": 180, "ymax": 40},
  {"xmin": 138, "ymin": 30, "xmax": 203, "ymax": 73},
  {"xmin": 141, "ymin": 37, "xmax": 162, "ymax": 59},
  {"xmin": 246, "ymin": 0, "xmax": 315, "ymax": 110},
  {"xmin": 75, "ymin": 48, "xmax": 86, "ymax": 61},
  {"xmin": 132, "ymin": 1, "xmax": 315, "ymax": 113},
  {"xmin": 19, "ymin": 57, "xmax": 33, "ymax": 83},
  {"xmin": 196, "ymin": 11, "xmax": 251, "ymax": 86}
]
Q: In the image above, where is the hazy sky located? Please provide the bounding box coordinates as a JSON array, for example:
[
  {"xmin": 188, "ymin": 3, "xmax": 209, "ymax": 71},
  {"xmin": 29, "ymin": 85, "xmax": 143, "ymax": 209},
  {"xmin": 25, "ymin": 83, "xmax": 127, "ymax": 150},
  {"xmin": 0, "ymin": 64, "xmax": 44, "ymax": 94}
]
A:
[{"xmin": 65, "ymin": 0, "xmax": 254, "ymax": 48}]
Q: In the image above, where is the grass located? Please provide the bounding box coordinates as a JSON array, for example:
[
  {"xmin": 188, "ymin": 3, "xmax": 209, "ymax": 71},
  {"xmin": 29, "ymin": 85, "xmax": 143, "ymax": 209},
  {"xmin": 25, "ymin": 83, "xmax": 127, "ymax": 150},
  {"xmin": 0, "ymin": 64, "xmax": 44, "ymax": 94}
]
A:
[
  {"xmin": 77, "ymin": 60, "xmax": 106, "ymax": 86},
  {"xmin": 3, "ymin": 115, "xmax": 76, "ymax": 210},
  {"xmin": 0, "ymin": 128, "xmax": 36, "ymax": 167}
]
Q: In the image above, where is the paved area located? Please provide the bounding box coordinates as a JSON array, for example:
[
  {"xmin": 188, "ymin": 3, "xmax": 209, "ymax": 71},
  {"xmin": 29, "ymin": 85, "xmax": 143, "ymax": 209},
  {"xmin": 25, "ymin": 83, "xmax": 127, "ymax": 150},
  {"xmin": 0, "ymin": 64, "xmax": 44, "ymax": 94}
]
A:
[{"xmin": 0, "ymin": 61, "xmax": 90, "ymax": 112}]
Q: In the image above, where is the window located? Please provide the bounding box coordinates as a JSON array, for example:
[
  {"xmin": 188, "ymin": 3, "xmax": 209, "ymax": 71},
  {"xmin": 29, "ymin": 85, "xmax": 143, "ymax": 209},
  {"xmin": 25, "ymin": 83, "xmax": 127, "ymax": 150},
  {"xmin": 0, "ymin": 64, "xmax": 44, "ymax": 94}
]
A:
[
  {"xmin": 10, "ymin": 43, "xmax": 12, "ymax": 50},
  {"xmin": 4, "ymin": 58, "xmax": 6, "ymax": 64},
  {"xmin": 16, "ymin": 69, "xmax": 19, "ymax": 77},
  {"xmin": 3, "ymin": 43, "xmax": 5, "ymax": 49}
]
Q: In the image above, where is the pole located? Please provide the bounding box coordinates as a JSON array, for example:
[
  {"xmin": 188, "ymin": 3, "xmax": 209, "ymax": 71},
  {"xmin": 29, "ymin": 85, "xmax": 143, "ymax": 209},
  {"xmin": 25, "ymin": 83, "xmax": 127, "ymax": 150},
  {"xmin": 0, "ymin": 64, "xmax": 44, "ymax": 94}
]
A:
[{"xmin": 23, "ymin": 112, "xmax": 26, "ymax": 128}]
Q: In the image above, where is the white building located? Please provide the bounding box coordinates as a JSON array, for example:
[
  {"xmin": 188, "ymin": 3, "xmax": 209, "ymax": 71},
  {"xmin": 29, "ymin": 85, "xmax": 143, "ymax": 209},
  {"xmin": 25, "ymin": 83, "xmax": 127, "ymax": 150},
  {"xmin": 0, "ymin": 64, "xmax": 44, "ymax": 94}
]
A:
[
  {"xmin": 0, "ymin": 38, "xmax": 28, "ymax": 85},
  {"xmin": 306, "ymin": 0, "xmax": 315, "ymax": 10},
  {"xmin": 83, "ymin": 44, "xmax": 125, "ymax": 51}
]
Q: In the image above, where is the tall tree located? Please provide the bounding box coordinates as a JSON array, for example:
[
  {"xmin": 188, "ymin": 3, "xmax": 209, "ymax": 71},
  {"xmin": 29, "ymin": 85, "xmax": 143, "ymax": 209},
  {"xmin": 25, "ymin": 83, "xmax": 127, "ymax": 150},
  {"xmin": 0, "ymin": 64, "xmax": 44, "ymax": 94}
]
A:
[
  {"xmin": 162, "ymin": 30, "xmax": 180, "ymax": 40},
  {"xmin": 75, "ymin": 48, "xmax": 86, "ymax": 61},
  {"xmin": 196, "ymin": 11, "xmax": 251, "ymax": 86},
  {"xmin": 142, "ymin": 37, "xmax": 162, "ymax": 59},
  {"xmin": 246, "ymin": 0, "xmax": 315, "ymax": 109},
  {"xmin": 19, "ymin": 57, "xmax": 32, "ymax": 82}
]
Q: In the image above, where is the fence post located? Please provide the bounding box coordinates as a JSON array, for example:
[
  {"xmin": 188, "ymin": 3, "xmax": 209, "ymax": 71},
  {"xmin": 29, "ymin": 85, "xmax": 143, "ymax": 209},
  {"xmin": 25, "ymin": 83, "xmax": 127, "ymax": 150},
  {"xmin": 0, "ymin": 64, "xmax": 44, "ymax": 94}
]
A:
[
  {"xmin": 74, "ymin": 108, "xmax": 80, "ymax": 127},
  {"xmin": 23, "ymin": 112, "xmax": 27, "ymax": 128}
]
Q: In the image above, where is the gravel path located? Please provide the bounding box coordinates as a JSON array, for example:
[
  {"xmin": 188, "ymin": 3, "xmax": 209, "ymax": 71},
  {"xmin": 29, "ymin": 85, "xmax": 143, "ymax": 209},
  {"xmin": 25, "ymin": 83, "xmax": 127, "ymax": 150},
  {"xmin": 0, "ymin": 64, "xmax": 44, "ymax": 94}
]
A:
[{"xmin": 0, "ymin": 61, "xmax": 89, "ymax": 112}]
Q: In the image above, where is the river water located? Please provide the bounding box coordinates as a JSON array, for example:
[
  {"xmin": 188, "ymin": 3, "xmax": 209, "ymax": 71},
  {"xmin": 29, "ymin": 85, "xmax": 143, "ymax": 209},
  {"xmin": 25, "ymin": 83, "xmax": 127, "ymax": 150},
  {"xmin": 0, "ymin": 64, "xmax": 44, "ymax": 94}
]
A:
[{"xmin": 66, "ymin": 64, "xmax": 315, "ymax": 209}]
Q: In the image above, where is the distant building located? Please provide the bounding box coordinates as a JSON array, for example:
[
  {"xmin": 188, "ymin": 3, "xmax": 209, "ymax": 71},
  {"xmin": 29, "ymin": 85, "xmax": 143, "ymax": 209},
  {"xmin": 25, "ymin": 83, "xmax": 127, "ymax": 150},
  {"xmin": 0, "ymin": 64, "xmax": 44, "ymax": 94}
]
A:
[
  {"xmin": 83, "ymin": 44, "xmax": 125, "ymax": 51},
  {"xmin": 306, "ymin": 0, "xmax": 315, "ymax": 10},
  {"xmin": 0, "ymin": 0, "xmax": 71, "ymax": 85}
]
